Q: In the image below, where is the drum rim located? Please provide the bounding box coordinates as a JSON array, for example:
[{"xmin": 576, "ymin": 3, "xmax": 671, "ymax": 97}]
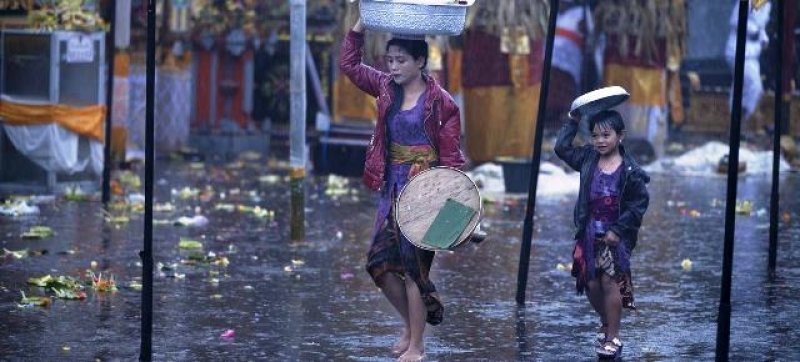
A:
[{"xmin": 394, "ymin": 166, "xmax": 483, "ymax": 252}]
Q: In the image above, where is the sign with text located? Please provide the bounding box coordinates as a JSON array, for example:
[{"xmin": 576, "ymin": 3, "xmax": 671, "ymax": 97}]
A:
[{"xmin": 65, "ymin": 35, "xmax": 94, "ymax": 63}]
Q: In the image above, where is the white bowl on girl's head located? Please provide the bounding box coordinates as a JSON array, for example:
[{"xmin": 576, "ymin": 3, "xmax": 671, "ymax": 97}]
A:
[
  {"xmin": 360, "ymin": 0, "xmax": 476, "ymax": 36},
  {"xmin": 569, "ymin": 86, "xmax": 630, "ymax": 120}
]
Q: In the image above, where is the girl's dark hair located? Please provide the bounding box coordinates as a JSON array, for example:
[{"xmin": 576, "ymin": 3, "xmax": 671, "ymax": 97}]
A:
[
  {"xmin": 589, "ymin": 110, "xmax": 625, "ymax": 134},
  {"xmin": 386, "ymin": 38, "xmax": 428, "ymax": 70}
]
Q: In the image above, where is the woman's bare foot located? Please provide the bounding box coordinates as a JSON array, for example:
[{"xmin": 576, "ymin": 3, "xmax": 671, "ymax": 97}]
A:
[
  {"xmin": 397, "ymin": 346, "xmax": 424, "ymax": 362},
  {"xmin": 391, "ymin": 330, "xmax": 410, "ymax": 355}
]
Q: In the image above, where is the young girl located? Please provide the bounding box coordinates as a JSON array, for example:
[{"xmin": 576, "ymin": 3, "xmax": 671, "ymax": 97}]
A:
[
  {"xmin": 554, "ymin": 110, "xmax": 650, "ymax": 359},
  {"xmin": 339, "ymin": 16, "xmax": 465, "ymax": 362}
]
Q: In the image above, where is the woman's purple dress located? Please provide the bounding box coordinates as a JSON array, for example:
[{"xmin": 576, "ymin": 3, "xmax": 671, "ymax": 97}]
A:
[{"xmin": 365, "ymin": 91, "xmax": 444, "ymax": 325}]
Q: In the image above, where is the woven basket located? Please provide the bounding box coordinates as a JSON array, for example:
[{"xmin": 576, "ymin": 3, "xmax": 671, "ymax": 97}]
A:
[
  {"xmin": 360, "ymin": 0, "xmax": 474, "ymax": 36},
  {"xmin": 569, "ymin": 86, "xmax": 630, "ymax": 120}
]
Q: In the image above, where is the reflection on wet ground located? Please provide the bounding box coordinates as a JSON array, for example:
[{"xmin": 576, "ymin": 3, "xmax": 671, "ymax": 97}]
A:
[{"xmin": 1, "ymin": 160, "xmax": 799, "ymax": 361}]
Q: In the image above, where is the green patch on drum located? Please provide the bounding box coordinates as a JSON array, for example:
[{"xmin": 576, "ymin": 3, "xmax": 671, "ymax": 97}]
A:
[{"xmin": 422, "ymin": 198, "xmax": 476, "ymax": 249}]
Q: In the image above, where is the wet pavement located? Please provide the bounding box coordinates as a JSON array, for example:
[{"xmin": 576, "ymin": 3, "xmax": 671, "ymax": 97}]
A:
[{"xmin": 1, "ymin": 156, "xmax": 799, "ymax": 362}]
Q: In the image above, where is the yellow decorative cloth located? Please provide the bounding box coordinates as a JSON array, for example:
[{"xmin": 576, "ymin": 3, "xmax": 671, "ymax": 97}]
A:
[
  {"xmin": 603, "ymin": 63, "xmax": 666, "ymax": 107},
  {"xmin": 333, "ymin": 76, "xmax": 377, "ymax": 124},
  {"xmin": 463, "ymin": 85, "xmax": 541, "ymax": 162},
  {"xmin": 390, "ymin": 143, "xmax": 438, "ymax": 178},
  {"xmin": 0, "ymin": 100, "xmax": 106, "ymax": 141}
]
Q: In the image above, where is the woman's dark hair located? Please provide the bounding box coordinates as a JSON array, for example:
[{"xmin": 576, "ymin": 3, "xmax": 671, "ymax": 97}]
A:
[
  {"xmin": 386, "ymin": 38, "xmax": 428, "ymax": 70},
  {"xmin": 589, "ymin": 110, "xmax": 626, "ymax": 134}
]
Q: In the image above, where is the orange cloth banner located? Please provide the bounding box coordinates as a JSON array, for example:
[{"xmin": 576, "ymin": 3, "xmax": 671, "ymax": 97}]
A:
[
  {"xmin": 446, "ymin": 49, "xmax": 463, "ymax": 94},
  {"xmin": 463, "ymin": 85, "xmax": 540, "ymax": 163},
  {"xmin": 114, "ymin": 51, "xmax": 130, "ymax": 77},
  {"xmin": 0, "ymin": 101, "xmax": 106, "ymax": 141},
  {"xmin": 604, "ymin": 63, "xmax": 665, "ymax": 107}
]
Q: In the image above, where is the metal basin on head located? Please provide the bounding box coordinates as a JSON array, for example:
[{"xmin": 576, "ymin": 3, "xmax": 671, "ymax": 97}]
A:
[{"xmin": 359, "ymin": 0, "xmax": 476, "ymax": 36}]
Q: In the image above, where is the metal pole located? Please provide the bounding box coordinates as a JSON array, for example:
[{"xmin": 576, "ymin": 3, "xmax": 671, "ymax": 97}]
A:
[
  {"xmin": 102, "ymin": 0, "xmax": 117, "ymax": 204},
  {"xmin": 516, "ymin": 0, "xmax": 559, "ymax": 305},
  {"xmin": 289, "ymin": 0, "xmax": 307, "ymax": 242},
  {"xmin": 139, "ymin": 0, "xmax": 156, "ymax": 359},
  {"xmin": 769, "ymin": 0, "xmax": 784, "ymax": 272},
  {"xmin": 779, "ymin": 0, "xmax": 795, "ymax": 134},
  {"xmin": 716, "ymin": 1, "xmax": 748, "ymax": 360}
]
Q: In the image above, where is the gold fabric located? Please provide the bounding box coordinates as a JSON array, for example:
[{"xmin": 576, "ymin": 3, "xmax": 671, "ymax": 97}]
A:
[
  {"xmin": 604, "ymin": 64, "xmax": 665, "ymax": 107},
  {"xmin": 508, "ymin": 54, "xmax": 532, "ymax": 88},
  {"xmin": 0, "ymin": 100, "xmax": 105, "ymax": 141},
  {"xmin": 668, "ymin": 70, "xmax": 685, "ymax": 126},
  {"xmin": 463, "ymin": 85, "xmax": 540, "ymax": 162},
  {"xmin": 333, "ymin": 76, "xmax": 377, "ymax": 124},
  {"xmin": 752, "ymin": 0, "xmax": 768, "ymax": 10}
]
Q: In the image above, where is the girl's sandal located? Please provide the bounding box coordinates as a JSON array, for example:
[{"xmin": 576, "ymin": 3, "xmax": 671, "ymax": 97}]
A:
[
  {"xmin": 595, "ymin": 324, "xmax": 608, "ymax": 346},
  {"xmin": 596, "ymin": 337, "xmax": 623, "ymax": 360}
]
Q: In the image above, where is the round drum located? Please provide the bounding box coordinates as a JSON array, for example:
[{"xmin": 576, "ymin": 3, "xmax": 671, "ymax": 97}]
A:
[{"xmin": 395, "ymin": 167, "xmax": 482, "ymax": 251}]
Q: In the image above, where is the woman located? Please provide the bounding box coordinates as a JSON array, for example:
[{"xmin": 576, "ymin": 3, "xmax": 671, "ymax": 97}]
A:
[
  {"xmin": 554, "ymin": 110, "xmax": 650, "ymax": 360},
  {"xmin": 339, "ymin": 17, "xmax": 465, "ymax": 362}
]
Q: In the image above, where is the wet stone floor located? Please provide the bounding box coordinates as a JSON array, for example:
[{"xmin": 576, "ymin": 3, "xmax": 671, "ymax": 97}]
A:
[{"xmin": 1, "ymin": 157, "xmax": 799, "ymax": 361}]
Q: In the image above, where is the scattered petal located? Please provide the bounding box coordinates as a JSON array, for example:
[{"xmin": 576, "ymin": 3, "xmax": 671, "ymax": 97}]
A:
[
  {"xmin": 175, "ymin": 215, "xmax": 209, "ymax": 227},
  {"xmin": 63, "ymin": 185, "xmax": 91, "ymax": 201},
  {"xmin": 258, "ymin": 175, "xmax": 280, "ymax": 184},
  {"xmin": 128, "ymin": 281, "xmax": 143, "ymax": 291},
  {"xmin": 735, "ymin": 200, "xmax": 753, "ymax": 215},
  {"xmin": 681, "ymin": 258, "xmax": 693, "ymax": 271},
  {"xmin": 17, "ymin": 291, "xmax": 51, "ymax": 308},
  {"xmin": 0, "ymin": 200, "xmax": 40, "ymax": 216},
  {"xmin": 127, "ymin": 193, "xmax": 146, "ymax": 204},
  {"xmin": 90, "ymin": 272, "xmax": 118, "ymax": 292},
  {"xmin": 4, "ymin": 248, "xmax": 29, "ymax": 259},
  {"xmin": 178, "ymin": 238, "xmax": 203, "ymax": 249},
  {"xmin": 154, "ymin": 203, "xmax": 176, "ymax": 212},
  {"xmin": 21, "ymin": 226, "xmax": 55, "ymax": 239},
  {"xmin": 106, "ymin": 215, "xmax": 131, "ymax": 225},
  {"xmin": 214, "ymin": 203, "xmax": 236, "ymax": 212}
]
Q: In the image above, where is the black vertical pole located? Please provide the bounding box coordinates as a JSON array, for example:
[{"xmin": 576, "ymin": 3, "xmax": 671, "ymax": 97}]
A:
[
  {"xmin": 102, "ymin": 0, "xmax": 117, "ymax": 204},
  {"xmin": 139, "ymin": 0, "xmax": 156, "ymax": 359},
  {"xmin": 716, "ymin": 1, "xmax": 748, "ymax": 360},
  {"xmin": 516, "ymin": 0, "xmax": 559, "ymax": 305},
  {"xmin": 768, "ymin": 0, "xmax": 784, "ymax": 272}
]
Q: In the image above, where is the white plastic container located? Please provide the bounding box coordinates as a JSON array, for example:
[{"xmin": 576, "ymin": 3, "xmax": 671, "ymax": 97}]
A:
[{"xmin": 360, "ymin": 0, "xmax": 475, "ymax": 36}]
